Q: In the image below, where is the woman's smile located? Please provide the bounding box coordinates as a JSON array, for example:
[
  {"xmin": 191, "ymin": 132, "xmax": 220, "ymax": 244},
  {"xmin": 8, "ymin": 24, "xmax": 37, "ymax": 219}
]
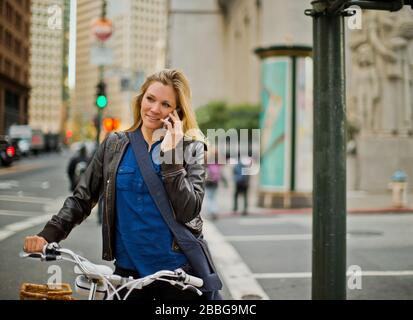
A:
[{"xmin": 146, "ymin": 114, "xmax": 160, "ymax": 122}]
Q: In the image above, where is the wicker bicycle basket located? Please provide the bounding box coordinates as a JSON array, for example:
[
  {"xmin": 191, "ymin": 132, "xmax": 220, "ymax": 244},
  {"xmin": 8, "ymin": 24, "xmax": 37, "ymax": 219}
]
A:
[{"xmin": 20, "ymin": 283, "xmax": 76, "ymax": 300}]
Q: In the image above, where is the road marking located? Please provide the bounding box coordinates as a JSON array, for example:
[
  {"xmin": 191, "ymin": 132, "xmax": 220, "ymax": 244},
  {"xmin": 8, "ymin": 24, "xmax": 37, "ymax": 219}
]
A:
[
  {"xmin": 254, "ymin": 272, "xmax": 311, "ymax": 279},
  {"xmin": 203, "ymin": 220, "xmax": 269, "ymax": 300},
  {"xmin": 358, "ymin": 271, "xmax": 413, "ymax": 277},
  {"xmin": 238, "ymin": 218, "xmax": 283, "ymax": 225},
  {"xmin": 0, "ymin": 210, "xmax": 41, "ymax": 217},
  {"xmin": 253, "ymin": 270, "xmax": 413, "ymax": 279},
  {"xmin": 0, "ymin": 213, "xmax": 52, "ymax": 241},
  {"xmin": 41, "ymin": 181, "xmax": 50, "ymax": 189},
  {"xmin": 238, "ymin": 217, "xmax": 310, "ymax": 225},
  {"xmin": 226, "ymin": 234, "xmax": 312, "ymax": 241},
  {"xmin": 225, "ymin": 234, "xmax": 366, "ymax": 241},
  {"xmin": 0, "ymin": 163, "xmax": 49, "ymax": 176},
  {"xmin": 0, "ymin": 180, "xmax": 19, "ymax": 189},
  {"xmin": 0, "ymin": 195, "xmax": 54, "ymax": 204}
]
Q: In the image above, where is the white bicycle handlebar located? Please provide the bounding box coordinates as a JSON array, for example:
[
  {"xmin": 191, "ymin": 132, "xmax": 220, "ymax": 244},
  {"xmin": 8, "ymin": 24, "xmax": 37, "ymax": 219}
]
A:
[{"xmin": 20, "ymin": 242, "xmax": 204, "ymax": 300}]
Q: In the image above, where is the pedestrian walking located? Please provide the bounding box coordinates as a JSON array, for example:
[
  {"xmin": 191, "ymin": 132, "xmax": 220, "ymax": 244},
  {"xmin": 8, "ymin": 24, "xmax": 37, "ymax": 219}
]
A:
[
  {"xmin": 233, "ymin": 156, "xmax": 251, "ymax": 216},
  {"xmin": 23, "ymin": 69, "xmax": 222, "ymax": 300},
  {"xmin": 205, "ymin": 150, "xmax": 228, "ymax": 220},
  {"xmin": 67, "ymin": 144, "xmax": 90, "ymax": 192}
]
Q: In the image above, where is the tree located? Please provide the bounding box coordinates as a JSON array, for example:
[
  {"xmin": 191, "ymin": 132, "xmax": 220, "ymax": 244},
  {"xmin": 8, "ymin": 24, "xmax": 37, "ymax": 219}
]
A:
[{"xmin": 195, "ymin": 101, "xmax": 260, "ymax": 134}]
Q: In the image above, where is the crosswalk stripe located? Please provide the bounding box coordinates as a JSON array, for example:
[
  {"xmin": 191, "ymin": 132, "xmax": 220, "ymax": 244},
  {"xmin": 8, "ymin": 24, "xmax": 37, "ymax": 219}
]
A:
[
  {"xmin": 0, "ymin": 213, "xmax": 52, "ymax": 241},
  {"xmin": 0, "ymin": 210, "xmax": 42, "ymax": 217},
  {"xmin": 226, "ymin": 234, "xmax": 312, "ymax": 241},
  {"xmin": 252, "ymin": 270, "xmax": 413, "ymax": 279}
]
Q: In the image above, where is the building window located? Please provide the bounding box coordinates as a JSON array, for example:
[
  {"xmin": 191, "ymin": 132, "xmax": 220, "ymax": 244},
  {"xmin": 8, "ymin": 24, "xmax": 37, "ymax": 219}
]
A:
[
  {"xmin": 14, "ymin": 65, "xmax": 21, "ymax": 80},
  {"xmin": 4, "ymin": 59, "xmax": 11, "ymax": 76},
  {"xmin": 15, "ymin": 12, "xmax": 21, "ymax": 30},
  {"xmin": 5, "ymin": 2, "xmax": 13, "ymax": 22},
  {"xmin": 5, "ymin": 90, "xmax": 20, "ymax": 111},
  {"xmin": 15, "ymin": 39, "xmax": 21, "ymax": 56},
  {"xmin": 5, "ymin": 30, "xmax": 12, "ymax": 49}
]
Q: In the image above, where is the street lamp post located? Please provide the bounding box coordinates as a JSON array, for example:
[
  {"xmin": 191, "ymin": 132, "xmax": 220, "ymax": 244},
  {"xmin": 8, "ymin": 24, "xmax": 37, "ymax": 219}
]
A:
[
  {"xmin": 305, "ymin": 0, "xmax": 413, "ymax": 300},
  {"xmin": 306, "ymin": 0, "xmax": 347, "ymax": 300}
]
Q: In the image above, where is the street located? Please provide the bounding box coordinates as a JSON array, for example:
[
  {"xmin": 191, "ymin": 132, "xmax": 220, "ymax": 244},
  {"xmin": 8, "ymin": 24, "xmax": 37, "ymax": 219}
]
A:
[{"xmin": 0, "ymin": 153, "xmax": 413, "ymax": 299}]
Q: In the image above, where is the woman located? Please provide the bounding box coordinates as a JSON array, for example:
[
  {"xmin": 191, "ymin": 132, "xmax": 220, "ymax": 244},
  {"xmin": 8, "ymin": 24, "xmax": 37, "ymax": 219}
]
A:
[{"xmin": 23, "ymin": 69, "xmax": 222, "ymax": 300}]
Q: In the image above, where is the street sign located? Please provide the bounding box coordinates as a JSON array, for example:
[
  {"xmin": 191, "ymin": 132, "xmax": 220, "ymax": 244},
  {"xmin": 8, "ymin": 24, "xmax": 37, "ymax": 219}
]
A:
[
  {"xmin": 91, "ymin": 18, "xmax": 113, "ymax": 42},
  {"xmin": 90, "ymin": 44, "xmax": 114, "ymax": 66}
]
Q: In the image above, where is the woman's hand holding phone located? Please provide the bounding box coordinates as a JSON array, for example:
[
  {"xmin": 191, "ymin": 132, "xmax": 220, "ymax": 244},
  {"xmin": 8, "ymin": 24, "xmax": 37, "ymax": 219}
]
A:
[{"xmin": 160, "ymin": 109, "xmax": 184, "ymax": 152}]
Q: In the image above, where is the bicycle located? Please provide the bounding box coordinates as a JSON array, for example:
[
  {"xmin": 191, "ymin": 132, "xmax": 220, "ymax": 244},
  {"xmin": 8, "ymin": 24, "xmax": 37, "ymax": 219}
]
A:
[{"xmin": 20, "ymin": 242, "xmax": 204, "ymax": 300}]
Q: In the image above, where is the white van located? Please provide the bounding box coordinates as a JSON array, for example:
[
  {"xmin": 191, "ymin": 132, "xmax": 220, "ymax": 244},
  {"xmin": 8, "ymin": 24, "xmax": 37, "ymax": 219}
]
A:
[{"xmin": 8, "ymin": 125, "xmax": 45, "ymax": 155}]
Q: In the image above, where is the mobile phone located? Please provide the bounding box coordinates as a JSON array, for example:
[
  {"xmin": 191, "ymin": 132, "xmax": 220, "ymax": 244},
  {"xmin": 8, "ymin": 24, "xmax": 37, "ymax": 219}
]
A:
[
  {"xmin": 176, "ymin": 107, "xmax": 183, "ymax": 118},
  {"xmin": 163, "ymin": 116, "xmax": 173, "ymax": 128}
]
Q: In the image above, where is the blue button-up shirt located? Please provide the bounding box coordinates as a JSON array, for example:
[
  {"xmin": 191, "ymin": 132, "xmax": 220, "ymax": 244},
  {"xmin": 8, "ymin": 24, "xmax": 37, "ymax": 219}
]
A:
[{"xmin": 114, "ymin": 140, "xmax": 188, "ymax": 276}]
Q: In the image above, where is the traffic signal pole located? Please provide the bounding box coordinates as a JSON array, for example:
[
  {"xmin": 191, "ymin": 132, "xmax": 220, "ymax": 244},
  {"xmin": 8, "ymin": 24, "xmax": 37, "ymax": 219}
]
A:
[
  {"xmin": 305, "ymin": 0, "xmax": 347, "ymax": 299},
  {"xmin": 96, "ymin": 66, "xmax": 104, "ymax": 146},
  {"xmin": 95, "ymin": 0, "xmax": 108, "ymax": 226},
  {"xmin": 96, "ymin": 0, "xmax": 107, "ymax": 146}
]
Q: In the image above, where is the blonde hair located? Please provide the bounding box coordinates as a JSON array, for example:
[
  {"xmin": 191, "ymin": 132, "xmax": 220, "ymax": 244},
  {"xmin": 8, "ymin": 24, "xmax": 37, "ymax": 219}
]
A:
[{"xmin": 126, "ymin": 69, "xmax": 206, "ymax": 144}]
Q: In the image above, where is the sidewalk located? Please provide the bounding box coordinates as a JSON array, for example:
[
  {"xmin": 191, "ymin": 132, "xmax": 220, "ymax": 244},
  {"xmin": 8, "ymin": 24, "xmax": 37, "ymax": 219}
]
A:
[{"xmin": 201, "ymin": 165, "xmax": 413, "ymax": 218}]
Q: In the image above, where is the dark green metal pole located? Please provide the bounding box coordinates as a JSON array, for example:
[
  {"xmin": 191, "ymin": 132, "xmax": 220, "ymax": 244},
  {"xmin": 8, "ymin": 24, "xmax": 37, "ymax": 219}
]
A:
[
  {"xmin": 96, "ymin": 0, "xmax": 106, "ymax": 146},
  {"xmin": 310, "ymin": 0, "xmax": 347, "ymax": 299},
  {"xmin": 96, "ymin": 66, "xmax": 104, "ymax": 146},
  {"xmin": 96, "ymin": 0, "xmax": 107, "ymax": 225}
]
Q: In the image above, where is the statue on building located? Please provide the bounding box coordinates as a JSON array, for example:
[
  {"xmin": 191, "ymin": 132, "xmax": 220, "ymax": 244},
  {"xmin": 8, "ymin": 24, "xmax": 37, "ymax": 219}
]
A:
[{"xmin": 349, "ymin": 8, "xmax": 413, "ymax": 136}]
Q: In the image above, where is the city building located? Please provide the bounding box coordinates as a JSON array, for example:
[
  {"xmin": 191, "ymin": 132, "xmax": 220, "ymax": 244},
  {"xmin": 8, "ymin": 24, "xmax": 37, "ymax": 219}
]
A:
[
  {"xmin": 29, "ymin": 0, "xmax": 65, "ymax": 134},
  {"xmin": 71, "ymin": 0, "xmax": 168, "ymax": 140},
  {"xmin": 0, "ymin": 0, "xmax": 31, "ymax": 135},
  {"xmin": 61, "ymin": 0, "xmax": 71, "ymax": 141},
  {"xmin": 167, "ymin": 0, "xmax": 313, "ymax": 207},
  {"xmin": 166, "ymin": 0, "xmax": 312, "ymax": 108}
]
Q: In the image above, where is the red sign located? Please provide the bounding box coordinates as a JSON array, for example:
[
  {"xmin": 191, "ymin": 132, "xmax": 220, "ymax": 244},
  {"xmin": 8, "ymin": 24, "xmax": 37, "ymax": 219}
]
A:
[{"xmin": 91, "ymin": 18, "xmax": 113, "ymax": 42}]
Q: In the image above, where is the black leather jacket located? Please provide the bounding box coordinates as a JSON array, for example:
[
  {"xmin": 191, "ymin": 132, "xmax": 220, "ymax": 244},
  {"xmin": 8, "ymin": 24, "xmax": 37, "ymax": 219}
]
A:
[{"xmin": 38, "ymin": 131, "xmax": 207, "ymax": 261}]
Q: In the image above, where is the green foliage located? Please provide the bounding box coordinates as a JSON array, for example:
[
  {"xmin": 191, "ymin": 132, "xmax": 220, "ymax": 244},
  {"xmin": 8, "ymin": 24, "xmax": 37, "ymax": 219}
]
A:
[{"xmin": 195, "ymin": 101, "xmax": 260, "ymax": 134}]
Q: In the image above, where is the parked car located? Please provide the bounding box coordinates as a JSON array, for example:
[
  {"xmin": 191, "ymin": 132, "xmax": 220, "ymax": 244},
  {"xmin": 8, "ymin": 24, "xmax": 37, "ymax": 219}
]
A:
[
  {"xmin": 0, "ymin": 135, "xmax": 16, "ymax": 166},
  {"xmin": 16, "ymin": 138, "xmax": 31, "ymax": 156}
]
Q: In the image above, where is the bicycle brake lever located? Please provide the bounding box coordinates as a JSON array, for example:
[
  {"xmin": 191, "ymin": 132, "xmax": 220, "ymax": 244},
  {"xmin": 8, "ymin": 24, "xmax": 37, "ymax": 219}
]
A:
[
  {"xmin": 183, "ymin": 285, "xmax": 202, "ymax": 296},
  {"xmin": 19, "ymin": 251, "xmax": 44, "ymax": 259}
]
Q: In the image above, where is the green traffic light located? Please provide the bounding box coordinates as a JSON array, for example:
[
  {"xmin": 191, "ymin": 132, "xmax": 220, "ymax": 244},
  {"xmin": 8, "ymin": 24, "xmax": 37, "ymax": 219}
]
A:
[{"xmin": 96, "ymin": 95, "xmax": 107, "ymax": 108}]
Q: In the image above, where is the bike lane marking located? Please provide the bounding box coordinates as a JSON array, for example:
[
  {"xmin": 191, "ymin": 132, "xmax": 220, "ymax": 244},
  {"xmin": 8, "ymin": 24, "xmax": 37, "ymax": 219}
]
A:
[{"xmin": 203, "ymin": 220, "xmax": 270, "ymax": 300}]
